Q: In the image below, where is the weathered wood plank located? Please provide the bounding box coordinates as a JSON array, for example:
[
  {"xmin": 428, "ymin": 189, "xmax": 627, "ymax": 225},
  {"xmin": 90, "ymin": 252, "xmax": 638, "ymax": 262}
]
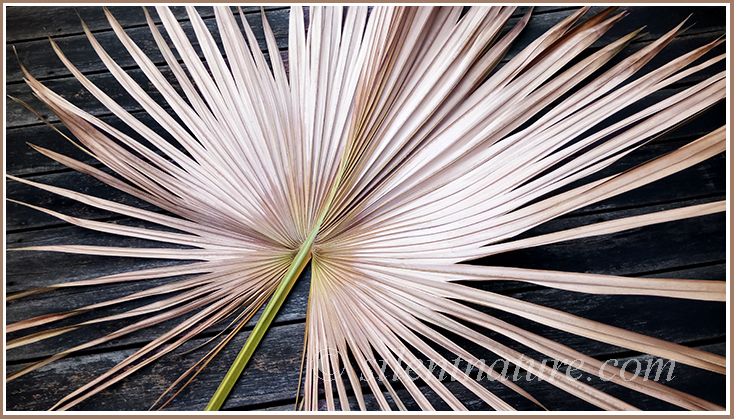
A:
[
  {"xmin": 3, "ymin": 6, "xmax": 583, "ymax": 45},
  {"xmin": 6, "ymin": 111, "xmax": 174, "ymax": 177},
  {"xmin": 518, "ymin": 6, "xmax": 725, "ymax": 48},
  {"xmin": 9, "ymin": 6, "xmax": 723, "ymax": 46},
  {"xmin": 5, "ymin": 256, "xmax": 314, "ymax": 363},
  {"xmin": 7, "ymin": 8, "xmax": 293, "ymax": 84},
  {"xmin": 6, "ymin": 66, "xmax": 182, "ymax": 129},
  {"xmin": 5, "ymin": 6, "xmax": 289, "ymax": 43},
  {"xmin": 6, "ymin": 49, "xmax": 291, "ymax": 129},
  {"xmin": 6, "ymin": 171, "xmax": 162, "ymax": 232},
  {"xmin": 6, "ymin": 322, "xmax": 308, "ymax": 411},
  {"xmin": 6, "ymin": 5, "xmax": 725, "ymax": 85},
  {"xmin": 476, "ymin": 206, "xmax": 725, "ymax": 275}
]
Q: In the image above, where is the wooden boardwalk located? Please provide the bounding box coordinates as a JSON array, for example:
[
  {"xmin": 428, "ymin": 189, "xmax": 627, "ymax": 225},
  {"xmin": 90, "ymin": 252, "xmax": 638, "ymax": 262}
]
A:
[{"xmin": 5, "ymin": 5, "xmax": 726, "ymax": 411}]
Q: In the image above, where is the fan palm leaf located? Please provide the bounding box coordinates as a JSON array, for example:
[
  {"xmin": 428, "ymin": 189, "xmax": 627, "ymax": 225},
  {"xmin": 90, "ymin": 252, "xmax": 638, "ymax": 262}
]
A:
[{"xmin": 5, "ymin": 5, "xmax": 726, "ymax": 411}]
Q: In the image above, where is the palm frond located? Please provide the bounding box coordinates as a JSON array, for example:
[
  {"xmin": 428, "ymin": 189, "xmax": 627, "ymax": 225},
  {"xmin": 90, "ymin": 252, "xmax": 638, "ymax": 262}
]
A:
[{"xmin": 5, "ymin": 5, "xmax": 726, "ymax": 411}]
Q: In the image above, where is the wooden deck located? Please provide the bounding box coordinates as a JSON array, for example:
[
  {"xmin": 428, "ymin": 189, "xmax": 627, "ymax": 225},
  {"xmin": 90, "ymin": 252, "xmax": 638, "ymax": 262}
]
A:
[{"xmin": 5, "ymin": 5, "xmax": 727, "ymax": 411}]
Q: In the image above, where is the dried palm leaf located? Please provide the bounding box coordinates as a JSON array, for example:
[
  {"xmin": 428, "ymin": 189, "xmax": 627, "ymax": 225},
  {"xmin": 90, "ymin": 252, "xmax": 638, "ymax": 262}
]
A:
[{"xmin": 5, "ymin": 5, "xmax": 726, "ymax": 411}]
